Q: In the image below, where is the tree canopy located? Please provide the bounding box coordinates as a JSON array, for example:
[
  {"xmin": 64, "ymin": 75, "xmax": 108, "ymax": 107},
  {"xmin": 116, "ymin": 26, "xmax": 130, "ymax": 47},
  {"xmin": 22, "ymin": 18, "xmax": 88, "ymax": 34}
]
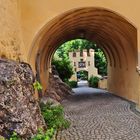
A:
[{"xmin": 52, "ymin": 56, "xmax": 73, "ymax": 82}]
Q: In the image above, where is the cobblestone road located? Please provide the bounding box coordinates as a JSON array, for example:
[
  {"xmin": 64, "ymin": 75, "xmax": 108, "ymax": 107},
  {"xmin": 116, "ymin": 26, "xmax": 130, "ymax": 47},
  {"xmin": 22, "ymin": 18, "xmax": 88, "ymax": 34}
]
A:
[{"xmin": 56, "ymin": 87, "xmax": 140, "ymax": 140}]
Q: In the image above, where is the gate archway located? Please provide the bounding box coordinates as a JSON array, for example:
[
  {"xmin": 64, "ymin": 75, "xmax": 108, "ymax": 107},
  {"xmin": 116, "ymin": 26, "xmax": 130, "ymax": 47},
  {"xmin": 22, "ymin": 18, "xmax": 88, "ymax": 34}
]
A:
[{"xmin": 28, "ymin": 7, "xmax": 138, "ymax": 103}]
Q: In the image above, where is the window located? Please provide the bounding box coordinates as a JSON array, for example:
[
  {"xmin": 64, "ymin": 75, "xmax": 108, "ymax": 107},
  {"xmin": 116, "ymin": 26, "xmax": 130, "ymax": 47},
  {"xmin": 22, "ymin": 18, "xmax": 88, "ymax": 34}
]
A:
[
  {"xmin": 78, "ymin": 62, "xmax": 86, "ymax": 68},
  {"xmin": 87, "ymin": 51, "xmax": 90, "ymax": 56},
  {"xmin": 80, "ymin": 51, "xmax": 83, "ymax": 57},
  {"xmin": 88, "ymin": 61, "xmax": 90, "ymax": 66},
  {"xmin": 74, "ymin": 62, "xmax": 76, "ymax": 66},
  {"xmin": 73, "ymin": 52, "xmax": 76, "ymax": 57}
]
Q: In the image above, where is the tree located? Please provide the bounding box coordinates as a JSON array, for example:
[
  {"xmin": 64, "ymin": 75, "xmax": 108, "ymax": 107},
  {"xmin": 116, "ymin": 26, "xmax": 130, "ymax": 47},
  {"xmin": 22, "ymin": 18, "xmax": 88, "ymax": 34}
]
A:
[
  {"xmin": 52, "ymin": 57, "xmax": 73, "ymax": 82},
  {"xmin": 94, "ymin": 49, "xmax": 107, "ymax": 76}
]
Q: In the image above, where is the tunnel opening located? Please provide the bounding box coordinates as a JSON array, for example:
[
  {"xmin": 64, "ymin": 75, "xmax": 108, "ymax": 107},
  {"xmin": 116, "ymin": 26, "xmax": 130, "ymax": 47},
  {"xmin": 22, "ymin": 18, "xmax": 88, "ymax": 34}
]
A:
[
  {"xmin": 29, "ymin": 7, "xmax": 138, "ymax": 104},
  {"xmin": 77, "ymin": 70, "xmax": 89, "ymax": 81},
  {"xmin": 51, "ymin": 38, "xmax": 108, "ymax": 89}
]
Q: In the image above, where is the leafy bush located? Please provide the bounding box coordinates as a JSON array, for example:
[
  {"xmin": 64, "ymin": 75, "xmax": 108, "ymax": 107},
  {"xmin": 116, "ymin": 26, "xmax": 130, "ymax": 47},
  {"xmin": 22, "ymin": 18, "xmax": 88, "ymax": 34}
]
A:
[
  {"xmin": 88, "ymin": 76, "xmax": 99, "ymax": 88},
  {"xmin": 33, "ymin": 81, "xmax": 42, "ymax": 91},
  {"xmin": 7, "ymin": 132, "xmax": 20, "ymax": 140},
  {"xmin": 66, "ymin": 80, "xmax": 77, "ymax": 88},
  {"xmin": 94, "ymin": 49, "xmax": 107, "ymax": 76},
  {"xmin": 8, "ymin": 104, "xmax": 70, "ymax": 140},
  {"xmin": 4, "ymin": 131, "xmax": 20, "ymax": 140},
  {"xmin": 7, "ymin": 129, "xmax": 55, "ymax": 140},
  {"xmin": 31, "ymin": 103, "xmax": 70, "ymax": 140},
  {"xmin": 52, "ymin": 58, "xmax": 73, "ymax": 82},
  {"xmin": 40, "ymin": 103, "xmax": 70, "ymax": 130},
  {"xmin": 31, "ymin": 128, "xmax": 55, "ymax": 140},
  {"xmin": 77, "ymin": 70, "xmax": 88, "ymax": 80}
]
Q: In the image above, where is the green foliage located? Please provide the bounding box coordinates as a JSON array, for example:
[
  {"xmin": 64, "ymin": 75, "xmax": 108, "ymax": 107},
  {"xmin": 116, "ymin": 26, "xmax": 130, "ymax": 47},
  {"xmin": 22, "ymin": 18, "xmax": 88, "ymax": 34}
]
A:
[
  {"xmin": 94, "ymin": 49, "xmax": 107, "ymax": 76},
  {"xmin": 6, "ymin": 132, "xmax": 21, "ymax": 140},
  {"xmin": 31, "ymin": 128, "xmax": 55, "ymax": 140},
  {"xmin": 66, "ymin": 80, "xmax": 77, "ymax": 88},
  {"xmin": 33, "ymin": 81, "xmax": 42, "ymax": 91},
  {"xmin": 32, "ymin": 103, "xmax": 70, "ymax": 140},
  {"xmin": 77, "ymin": 70, "xmax": 88, "ymax": 80},
  {"xmin": 8, "ymin": 127, "xmax": 55, "ymax": 140},
  {"xmin": 8, "ymin": 129, "xmax": 55, "ymax": 140},
  {"xmin": 88, "ymin": 76, "xmax": 100, "ymax": 88},
  {"xmin": 40, "ymin": 103, "xmax": 70, "ymax": 130},
  {"xmin": 52, "ymin": 58, "xmax": 73, "ymax": 82},
  {"xmin": 8, "ymin": 103, "xmax": 70, "ymax": 140}
]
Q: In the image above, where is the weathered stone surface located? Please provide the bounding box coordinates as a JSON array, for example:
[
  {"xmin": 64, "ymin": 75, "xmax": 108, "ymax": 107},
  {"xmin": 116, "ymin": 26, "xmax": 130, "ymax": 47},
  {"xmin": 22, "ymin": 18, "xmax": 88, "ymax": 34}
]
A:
[
  {"xmin": 40, "ymin": 97, "xmax": 60, "ymax": 107},
  {"xmin": 0, "ymin": 59, "xmax": 46, "ymax": 139},
  {"xmin": 45, "ymin": 72, "xmax": 73, "ymax": 102}
]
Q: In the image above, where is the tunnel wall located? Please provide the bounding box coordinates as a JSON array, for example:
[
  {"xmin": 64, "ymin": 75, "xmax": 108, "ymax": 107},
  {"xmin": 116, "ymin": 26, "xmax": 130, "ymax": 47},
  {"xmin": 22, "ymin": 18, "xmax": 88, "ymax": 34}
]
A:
[
  {"xmin": 108, "ymin": 66, "xmax": 139, "ymax": 103},
  {"xmin": 18, "ymin": 0, "xmax": 140, "ymax": 107},
  {"xmin": 0, "ymin": 0, "xmax": 24, "ymax": 61}
]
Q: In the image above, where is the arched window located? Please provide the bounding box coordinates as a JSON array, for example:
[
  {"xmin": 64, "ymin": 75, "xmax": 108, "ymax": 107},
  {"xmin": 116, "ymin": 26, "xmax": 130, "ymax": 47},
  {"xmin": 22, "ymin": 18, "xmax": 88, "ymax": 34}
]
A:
[
  {"xmin": 73, "ymin": 52, "xmax": 76, "ymax": 57},
  {"xmin": 80, "ymin": 51, "xmax": 83, "ymax": 57}
]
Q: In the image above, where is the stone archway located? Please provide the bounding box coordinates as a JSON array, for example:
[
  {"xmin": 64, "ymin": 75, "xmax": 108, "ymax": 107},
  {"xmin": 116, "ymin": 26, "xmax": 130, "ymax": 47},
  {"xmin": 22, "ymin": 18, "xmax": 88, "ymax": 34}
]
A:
[
  {"xmin": 77, "ymin": 70, "xmax": 89, "ymax": 81},
  {"xmin": 28, "ymin": 7, "xmax": 138, "ymax": 104}
]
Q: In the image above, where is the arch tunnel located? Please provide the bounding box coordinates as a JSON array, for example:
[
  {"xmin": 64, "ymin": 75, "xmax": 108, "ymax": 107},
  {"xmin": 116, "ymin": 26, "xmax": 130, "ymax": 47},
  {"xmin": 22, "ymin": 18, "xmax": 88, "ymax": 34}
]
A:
[{"xmin": 28, "ymin": 7, "xmax": 139, "ymax": 103}]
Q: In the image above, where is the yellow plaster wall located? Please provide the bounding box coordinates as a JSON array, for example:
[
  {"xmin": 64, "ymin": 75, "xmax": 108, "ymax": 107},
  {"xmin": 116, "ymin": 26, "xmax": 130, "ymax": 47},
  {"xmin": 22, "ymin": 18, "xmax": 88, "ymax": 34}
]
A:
[
  {"xmin": 108, "ymin": 65, "xmax": 139, "ymax": 103},
  {"xmin": 99, "ymin": 79, "xmax": 107, "ymax": 90},
  {"xmin": 0, "ymin": 0, "xmax": 24, "ymax": 61}
]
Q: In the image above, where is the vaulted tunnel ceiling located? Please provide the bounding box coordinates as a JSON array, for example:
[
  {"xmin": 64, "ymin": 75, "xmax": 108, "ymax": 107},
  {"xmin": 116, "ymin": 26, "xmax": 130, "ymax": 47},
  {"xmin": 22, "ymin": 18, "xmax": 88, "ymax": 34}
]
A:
[{"xmin": 29, "ymin": 7, "xmax": 137, "ymax": 80}]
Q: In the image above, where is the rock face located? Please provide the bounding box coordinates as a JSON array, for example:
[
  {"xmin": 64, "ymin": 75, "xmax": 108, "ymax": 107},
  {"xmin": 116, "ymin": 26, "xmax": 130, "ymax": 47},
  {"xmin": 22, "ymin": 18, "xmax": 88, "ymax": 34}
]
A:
[
  {"xmin": 40, "ymin": 97, "xmax": 60, "ymax": 107},
  {"xmin": 0, "ymin": 59, "xmax": 46, "ymax": 139},
  {"xmin": 45, "ymin": 70, "xmax": 73, "ymax": 101}
]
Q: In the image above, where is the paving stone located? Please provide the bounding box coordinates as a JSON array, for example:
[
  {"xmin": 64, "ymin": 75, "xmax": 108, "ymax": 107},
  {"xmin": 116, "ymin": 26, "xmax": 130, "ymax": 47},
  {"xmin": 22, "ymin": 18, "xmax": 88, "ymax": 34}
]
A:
[{"xmin": 56, "ymin": 89, "xmax": 140, "ymax": 140}]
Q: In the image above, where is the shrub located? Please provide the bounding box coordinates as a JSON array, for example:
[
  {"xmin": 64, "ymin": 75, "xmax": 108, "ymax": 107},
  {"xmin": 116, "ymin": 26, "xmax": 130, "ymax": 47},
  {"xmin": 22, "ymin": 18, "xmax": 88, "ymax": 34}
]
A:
[
  {"xmin": 66, "ymin": 80, "xmax": 77, "ymax": 88},
  {"xmin": 8, "ymin": 103, "xmax": 70, "ymax": 140},
  {"xmin": 31, "ymin": 128, "xmax": 55, "ymax": 140},
  {"xmin": 40, "ymin": 103, "xmax": 70, "ymax": 130},
  {"xmin": 32, "ymin": 103, "xmax": 70, "ymax": 140},
  {"xmin": 33, "ymin": 81, "xmax": 42, "ymax": 91},
  {"xmin": 52, "ymin": 58, "xmax": 73, "ymax": 82},
  {"xmin": 77, "ymin": 70, "xmax": 88, "ymax": 80},
  {"xmin": 8, "ymin": 129, "xmax": 55, "ymax": 140},
  {"xmin": 7, "ymin": 132, "xmax": 20, "ymax": 140},
  {"xmin": 4, "ymin": 131, "xmax": 20, "ymax": 140},
  {"xmin": 88, "ymin": 76, "xmax": 99, "ymax": 88}
]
